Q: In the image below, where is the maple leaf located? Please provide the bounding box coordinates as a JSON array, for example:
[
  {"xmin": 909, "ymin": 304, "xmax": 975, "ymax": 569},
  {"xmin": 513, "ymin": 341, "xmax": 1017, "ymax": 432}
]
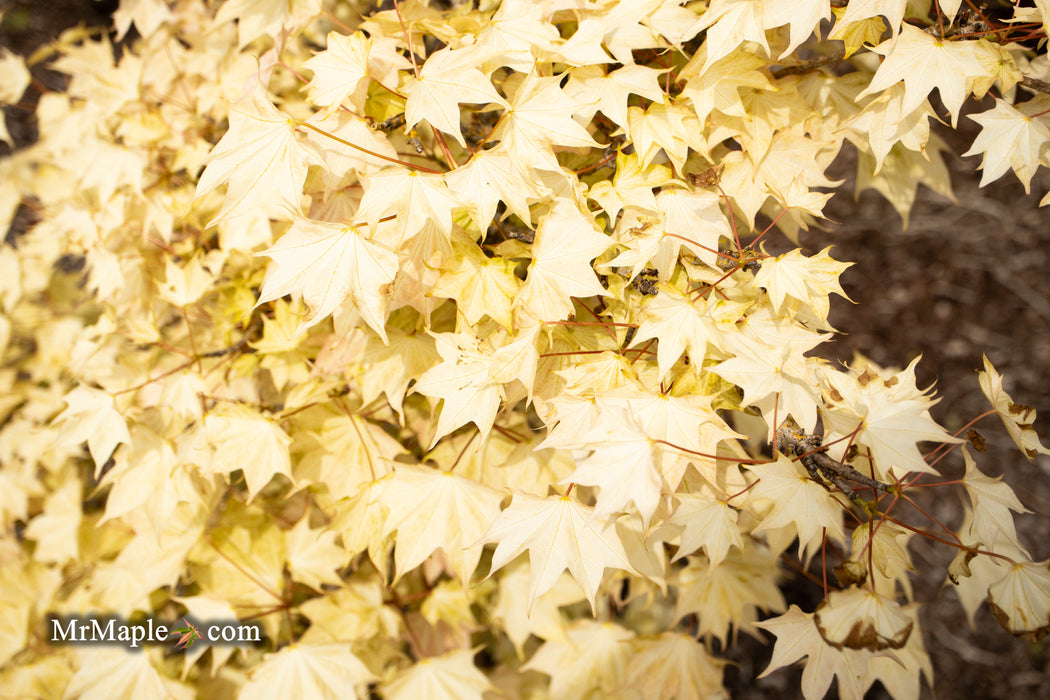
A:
[
  {"xmin": 763, "ymin": 0, "xmax": 832, "ymax": 58},
  {"xmin": 351, "ymin": 328, "xmax": 437, "ymax": 420},
  {"xmin": 821, "ymin": 357, "xmax": 962, "ymax": 479},
  {"xmin": 443, "ymin": 146, "xmax": 545, "ymax": 230},
  {"xmin": 65, "ymin": 648, "xmax": 194, "ymax": 700},
  {"xmin": 753, "ymin": 246, "xmax": 852, "ymax": 322},
  {"xmin": 828, "ymin": 0, "xmax": 906, "ymax": 38},
  {"xmin": 292, "ymin": 404, "xmax": 403, "ymax": 498},
  {"xmin": 564, "ymin": 64, "xmax": 666, "ymax": 132},
  {"xmin": 356, "ymin": 167, "xmax": 458, "ymax": 247},
  {"xmin": 237, "ymin": 643, "xmax": 377, "ymax": 700},
  {"xmin": 694, "ymin": 0, "xmax": 770, "ymax": 71},
  {"xmin": 978, "ymin": 354, "xmax": 1050, "ymax": 460},
  {"xmin": 157, "ymin": 255, "xmax": 213, "ymax": 308},
  {"xmin": 255, "ymin": 217, "xmax": 398, "ymax": 340},
  {"xmin": 430, "ymin": 236, "xmax": 520, "ymax": 329},
  {"xmin": 587, "ymin": 150, "xmax": 672, "ymax": 221},
  {"xmin": 678, "ymin": 47, "xmax": 774, "ymax": 126},
  {"xmin": 202, "ymin": 404, "xmax": 294, "ymax": 501},
  {"xmin": 964, "ymin": 96, "xmax": 1050, "ymax": 194},
  {"xmin": 412, "ymin": 328, "xmax": 538, "ymax": 449},
  {"xmin": 668, "ymin": 493, "xmax": 743, "ymax": 567},
  {"xmin": 626, "ymin": 99, "xmax": 701, "ymax": 172},
  {"xmin": 285, "ymin": 517, "xmax": 347, "ymax": 589},
  {"xmin": 714, "ymin": 325, "xmax": 827, "ymax": 435},
  {"xmin": 472, "ymin": 2, "xmax": 561, "ymax": 72},
  {"xmin": 298, "ymin": 580, "xmax": 399, "ymax": 645},
  {"xmin": 855, "ymin": 25, "xmax": 989, "ymax": 127},
  {"xmin": 626, "ymin": 632, "xmax": 728, "ymax": 700},
  {"xmin": 492, "ymin": 560, "xmax": 585, "ymax": 656},
  {"xmin": 0, "ymin": 48, "xmax": 30, "ymax": 108},
  {"xmin": 522, "ymin": 619, "xmax": 634, "ymax": 699},
  {"xmin": 379, "ymin": 465, "xmax": 504, "ymax": 584},
  {"xmin": 171, "ymin": 596, "xmax": 243, "ymax": 675},
  {"xmin": 404, "ymin": 46, "xmax": 506, "ymax": 147},
  {"xmin": 303, "ymin": 110, "xmax": 401, "ymax": 179},
  {"xmin": 559, "ymin": 405, "xmax": 664, "ymax": 527},
  {"xmin": 987, "ymin": 559, "xmax": 1050, "ymax": 642},
  {"xmin": 214, "ymin": 0, "xmax": 322, "ymax": 47},
  {"xmin": 193, "ymin": 91, "xmax": 322, "ymax": 225},
  {"xmin": 814, "ymin": 587, "xmax": 913, "ymax": 651},
  {"xmin": 171, "ymin": 618, "xmax": 202, "ymax": 650},
  {"xmin": 514, "ymin": 196, "xmax": 611, "ymax": 325},
  {"xmin": 383, "ymin": 649, "xmax": 492, "ymax": 700},
  {"xmin": 674, "ymin": 544, "xmax": 786, "ymax": 643},
  {"xmin": 961, "ymin": 446, "xmax": 1029, "ymax": 549},
  {"xmin": 756, "ymin": 605, "xmax": 873, "ymax": 700},
  {"xmin": 478, "ymin": 492, "xmax": 638, "ymax": 614},
  {"xmin": 746, "ymin": 452, "xmax": 845, "ymax": 561},
  {"xmin": 52, "ymin": 386, "xmax": 131, "ymax": 475},
  {"xmin": 490, "ymin": 71, "xmax": 602, "ymax": 170},
  {"xmin": 844, "ymin": 83, "xmax": 938, "ymax": 174},
  {"xmin": 303, "ymin": 31, "xmax": 411, "ymax": 114},
  {"xmin": 22, "ymin": 478, "xmax": 80, "ymax": 564},
  {"xmin": 656, "ymin": 187, "xmax": 733, "ymax": 268},
  {"xmin": 96, "ymin": 425, "xmax": 199, "ymax": 540}
]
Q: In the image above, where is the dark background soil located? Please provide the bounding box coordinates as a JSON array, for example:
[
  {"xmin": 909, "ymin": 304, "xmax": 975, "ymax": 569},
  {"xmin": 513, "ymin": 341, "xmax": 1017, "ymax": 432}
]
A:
[{"xmin": 3, "ymin": 2, "xmax": 1048, "ymax": 698}]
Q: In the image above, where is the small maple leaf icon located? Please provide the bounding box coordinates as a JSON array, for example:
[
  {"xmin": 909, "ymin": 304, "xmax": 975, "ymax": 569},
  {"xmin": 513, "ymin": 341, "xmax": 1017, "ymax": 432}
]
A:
[{"xmin": 171, "ymin": 619, "xmax": 202, "ymax": 650}]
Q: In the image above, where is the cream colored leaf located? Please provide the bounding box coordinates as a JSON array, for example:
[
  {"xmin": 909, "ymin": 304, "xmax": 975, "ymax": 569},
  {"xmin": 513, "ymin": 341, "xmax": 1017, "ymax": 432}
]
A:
[
  {"xmin": 193, "ymin": 91, "xmax": 322, "ymax": 225},
  {"xmin": 379, "ymin": 465, "xmax": 504, "ymax": 584},
  {"xmin": 237, "ymin": 643, "xmax": 376, "ymax": 700},
  {"xmin": 978, "ymin": 354, "xmax": 1050, "ymax": 460},
  {"xmin": 383, "ymin": 650, "xmax": 491, "ymax": 700},
  {"xmin": 478, "ymin": 493, "xmax": 637, "ymax": 614},
  {"xmin": 256, "ymin": 218, "xmax": 398, "ymax": 340}
]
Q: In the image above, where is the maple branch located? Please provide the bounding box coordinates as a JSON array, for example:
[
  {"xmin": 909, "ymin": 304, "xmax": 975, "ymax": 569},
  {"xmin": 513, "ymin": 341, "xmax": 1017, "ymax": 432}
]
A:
[
  {"xmin": 746, "ymin": 207, "xmax": 790, "ymax": 251},
  {"xmin": 181, "ymin": 307, "xmax": 203, "ymax": 374},
  {"xmin": 651, "ymin": 438, "xmax": 767, "ymax": 465},
  {"xmin": 207, "ymin": 541, "xmax": 284, "ymax": 602},
  {"xmin": 297, "ymin": 120, "xmax": 443, "ymax": 173},
  {"xmin": 473, "ymin": 112, "xmax": 505, "ymax": 151},
  {"xmin": 277, "ymin": 60, "xmax": 310, "ymax": 85},
  {"xmin": 492, "ymin": 423, "xmax": 528, "ymax": 443},
  {"xmin": 393, "ymin": 0, "xmax": 421, "ymax": 78},
  {"xmin": 777, "ymin": 552, "xmax": 827, "ymax": 589},
  {"xmin": 897, "ymin": 489, "xmax": 965, "ymax": 546},
  {"xmin": 372, "ymin": 78, "xmax": 407, "ymax": 100},
  {"xmin": 573, "ymin": 150, "xmax": 617, "ymax": 175},
  {"xmin": 573, "ymin": 297, "xmax": 618, "ymax": 341},
  {"xmin": 112, "ymin": 358, "xmax": 196, "ymax": 395},
  {"xmin": 337, "ymin": 396, "xmax": 376, "ymax": 481},
  {"xmin": 448, "ymin": 429, "xmax": 478, "ymax": 473},
  {"xmin": 1021, "ymin": 76, "xmax": 1050, "ymax": 96},
  {"xmin": 546, "ymin": 320, "xmax": 638, "ymax": 328},
  {"xmin": 775, "ymin": 419, "xmax": 892, "ymax": 501},
  {"xmin": 769, "ymin": 49, "xmax": 846, "ymax": 79},
  {"xmin": 388, "ymin": 586, "xmax": 426, "ymax": 661},
  {"xmin": 662, "ymin": 232, "xmax": 729, "ymax": 261},
  {"xmin": 431, "ymin": 127, "xmax": 459, "ymax": 168},
  {"xmin": 321, "ymin": 9, "xmax": 354, "ymax": 34},
  {"xmin": 626, "ymin": 337, "xmax": 657, "ymax": 363}
]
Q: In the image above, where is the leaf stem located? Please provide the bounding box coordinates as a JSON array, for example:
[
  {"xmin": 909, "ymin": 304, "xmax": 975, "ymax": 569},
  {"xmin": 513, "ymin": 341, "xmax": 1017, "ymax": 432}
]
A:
[{"xmin": 297, "ymin": 120, "xmax": 442, "ymax": 173}]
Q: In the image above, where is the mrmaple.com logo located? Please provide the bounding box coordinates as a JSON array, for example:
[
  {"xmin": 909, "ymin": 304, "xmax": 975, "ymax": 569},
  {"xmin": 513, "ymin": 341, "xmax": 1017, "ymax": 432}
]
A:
[{"xmin": 48, "ymin": 615, "xmax": 262, "ymax": 650}]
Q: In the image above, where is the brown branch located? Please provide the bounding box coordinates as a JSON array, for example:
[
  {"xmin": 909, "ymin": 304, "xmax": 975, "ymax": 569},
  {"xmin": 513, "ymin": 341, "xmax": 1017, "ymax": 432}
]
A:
[
  {"xmin": 1021, "ymin": 76, "xmax": 1050, "ymax": 96},
  {"xmin": 775, "ymin": 418, "xmax": 891, "ymax": 500}
]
